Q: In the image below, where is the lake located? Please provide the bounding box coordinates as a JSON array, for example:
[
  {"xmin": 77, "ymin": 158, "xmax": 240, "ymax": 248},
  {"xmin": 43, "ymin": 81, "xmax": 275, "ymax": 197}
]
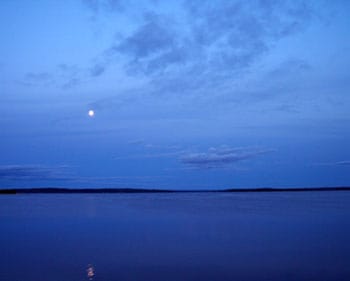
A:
[{"xmin": 1, "ymin": 191, "xmax": 350, "ymax": 281}]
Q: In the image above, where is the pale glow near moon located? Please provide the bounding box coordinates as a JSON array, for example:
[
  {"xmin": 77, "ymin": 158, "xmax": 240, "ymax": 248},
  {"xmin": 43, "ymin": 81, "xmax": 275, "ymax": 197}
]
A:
[{"xmin": 88, "ymin": 110, "xmax": 95, "ymax": 117}]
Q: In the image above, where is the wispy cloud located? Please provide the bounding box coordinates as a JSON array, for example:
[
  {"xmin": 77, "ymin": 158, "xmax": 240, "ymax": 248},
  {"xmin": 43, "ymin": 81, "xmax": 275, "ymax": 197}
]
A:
[
  {"xmin": 102, "ymin": 0, "xmax": 314, "ymax": 77},
  {"xmin": 20, "ymin": 72, "xmax": 54, "ymax": 87},
  {"xmin": 336, "ymin": 161, "xmax": 350, "ymax": 166},
  {"xmin": 0, "ymin": 165, "xmax": 174, "ymax": 187},
  {"xmin": 0, "ymin": 165, "xmax": 72, "ymax": 181},
  {"xmin": 180, "ymin": 146, "xmax": 273, "ymax": 169},
  {"xmin": 314, "ymin": 160, "xmax": 350, "ymax": 166},
  {"xmin": 20, "ymin": 64, "xmax": 84, "ymax": 90},
  {"xmin": 20, "ymin": 0, "xmax": 319, "ymax": 103},
  {"xmin": 83, "ymin": 0, "xmax": 124, "ymax": 14},
  {"xmin": 80, "ymin": 0, "xmax": 320, "ymax": 117},
  {"xmin": 89, "ymin": 63, "xmax": 106, "ymax": 77}
]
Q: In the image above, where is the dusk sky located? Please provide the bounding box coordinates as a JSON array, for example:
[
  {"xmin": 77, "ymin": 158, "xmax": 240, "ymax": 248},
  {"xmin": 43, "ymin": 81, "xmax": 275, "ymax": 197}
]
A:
[{"xmin": 1, "ymin": 0, "xmax": 350, "ymax": 189}]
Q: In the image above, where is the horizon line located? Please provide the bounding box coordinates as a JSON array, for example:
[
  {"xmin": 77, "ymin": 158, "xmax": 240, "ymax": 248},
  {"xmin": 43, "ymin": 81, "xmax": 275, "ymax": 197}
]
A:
[{"xmin": 1, "ymin": 186, "xmax": 350, "ymax": 194}]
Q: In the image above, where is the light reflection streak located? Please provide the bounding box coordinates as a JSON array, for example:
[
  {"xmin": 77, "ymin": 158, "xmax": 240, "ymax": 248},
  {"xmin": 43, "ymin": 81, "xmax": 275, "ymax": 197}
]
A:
[{"xmin": 86, "ymin": 264, "xmax": 95, "ymax": 280}]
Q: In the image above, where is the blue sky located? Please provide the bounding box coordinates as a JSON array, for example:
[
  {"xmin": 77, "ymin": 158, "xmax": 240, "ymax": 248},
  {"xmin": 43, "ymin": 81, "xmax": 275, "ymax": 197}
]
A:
[{"xmin": 0, "ymin": 0, "xmax": 350, "ymax": 189}]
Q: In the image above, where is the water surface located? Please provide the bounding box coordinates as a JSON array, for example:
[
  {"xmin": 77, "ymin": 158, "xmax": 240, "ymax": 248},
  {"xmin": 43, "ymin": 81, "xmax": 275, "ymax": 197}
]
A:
[{"xmin": 1, "ymin": 192, "xmax": 350, "ymax": 281}]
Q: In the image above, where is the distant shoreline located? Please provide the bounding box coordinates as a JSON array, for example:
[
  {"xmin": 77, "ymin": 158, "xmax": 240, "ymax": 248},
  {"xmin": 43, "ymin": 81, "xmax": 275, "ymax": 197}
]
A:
[{"xmin": 1, "ymin": 187, "xmax": 350, "ymax": 194}]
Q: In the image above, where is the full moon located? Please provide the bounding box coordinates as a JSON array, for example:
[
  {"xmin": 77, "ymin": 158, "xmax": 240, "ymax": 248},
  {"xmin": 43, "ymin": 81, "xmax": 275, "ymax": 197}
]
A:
[{"xmin": 88, "ymin": 110, "xmax": 95, "ymax": 117}]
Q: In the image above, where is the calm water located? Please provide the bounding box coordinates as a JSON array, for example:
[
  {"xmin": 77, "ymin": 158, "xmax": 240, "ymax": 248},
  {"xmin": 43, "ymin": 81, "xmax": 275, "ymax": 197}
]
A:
[{"xmin": 1, "ymin": 192, "xmax": 350, "ymax": 281}]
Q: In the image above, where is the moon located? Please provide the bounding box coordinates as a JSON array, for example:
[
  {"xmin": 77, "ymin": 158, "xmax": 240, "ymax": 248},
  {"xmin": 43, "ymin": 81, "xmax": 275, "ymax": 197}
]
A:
[{"xmin": 88, "ymin": 110, "xmax": 95, "ymax": 117}]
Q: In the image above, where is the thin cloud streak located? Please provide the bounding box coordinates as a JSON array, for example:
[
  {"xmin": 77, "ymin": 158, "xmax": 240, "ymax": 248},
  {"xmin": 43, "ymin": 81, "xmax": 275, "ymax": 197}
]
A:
[
  {"xmin": 180, "ymin": 146, "xmax": 274, "ymax": 169},
  {"xmin": 314, "ymin": 160, "xmax": 350, "ymax": 166},
  {"xmin": 0, "ymin": 165, "xmax": 72, "ymax": 181}
]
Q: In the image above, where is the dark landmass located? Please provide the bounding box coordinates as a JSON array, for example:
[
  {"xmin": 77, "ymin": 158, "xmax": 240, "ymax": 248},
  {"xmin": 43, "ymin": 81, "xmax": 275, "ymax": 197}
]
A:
[
  {"xmin": 224, "ymin": 187, "xmax": 350, "ymax": 192},
  {"xmin": 0, "ymin": 188, "xmax": 174, "ymax": 194},
  {"xmin": 1, "ymin": 186, "xmax": 350, "ymax": 194}
]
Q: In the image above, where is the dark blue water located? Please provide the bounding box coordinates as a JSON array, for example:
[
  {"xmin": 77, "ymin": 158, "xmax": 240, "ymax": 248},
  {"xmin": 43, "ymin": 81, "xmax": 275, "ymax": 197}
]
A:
[{"xmin": 1, "ymin": 192, "xmax": 350, "ymax": 281}]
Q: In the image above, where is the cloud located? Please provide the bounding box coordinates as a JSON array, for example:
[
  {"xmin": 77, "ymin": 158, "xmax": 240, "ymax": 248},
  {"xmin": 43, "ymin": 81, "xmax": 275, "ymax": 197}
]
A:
[
  {"xmin": 21, "ymin": 62, "xmax": 105, "ymax": 90},
  {"xmin": 268, "ymin": 58, "xmax": 311, "ymax": 77},
  {"xmin": 0, "ymin": 165, "xmax": 72, "ymax": 181},
  {"xmin": 104, "ymin": 0, "xmax": 314, "ymax": 77},
  {"xmin": 90, "ymin": 63, "xmax": 106, "ymax": 77},
  {"xmin": 231, "ymin": 58, "xmax": 312, "ymax": 102},
  {"xmin": 117, "ymin": 14, "xmax": 174, "ymax": 59},
  {"xmin": 83, "ymin": 0, "xmax": 123, "ymax": 14},
  {"xmin": 81, "ymin": 0, "xmax": 318, "ymax": 116},
  {"xmin": 316, "ymin": 160, "xmax": 350, "ymax": 166},
  {"xmin": 114, "ymin": 151, "xmax": 184, "ymax": 160},
  {"xmin": 312, "ymin": 160, "xmax": 350, "ymax": 167},
  {"xmin": 21, "ymin": 0, "xmax": 317, "ymax": 98},
  {"xmin": 25, "ymin": 72, "xmax": 52, "ymax": 82},
  {"xmin": 112, "ymin": 12, "xmax": 184, "ymax": 74},
  {"xmin": 187, "ymin": 0, "xmax": 313, "ymax": 74},
  {"xmin": 57, "ymin": 64, "xmax": 83, "ymax": 89},
  {"xmin": 0, "ymin": 165, "xmax": 175, "ymax": 188},
  {"xmin": 180, "ymin": 146, "xmax": 273, "ymax": 169},
  {"xmin": 20, "ymin": 72, "xmax": 54, "ymax": 87},
  {"xmin": 336, "ymin": 161, "xmax": 350, "ymax": 166},
  {"xmin": 20, "ymin": 64, "xmax": 84, "ymax": 90},
  {"xmin": 128, "ymin": 139, "xmax": 145, "ymax": 145},
  {"xmin": 114, "ymin": 141, "xmax": 185, "ymax": 159}
]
